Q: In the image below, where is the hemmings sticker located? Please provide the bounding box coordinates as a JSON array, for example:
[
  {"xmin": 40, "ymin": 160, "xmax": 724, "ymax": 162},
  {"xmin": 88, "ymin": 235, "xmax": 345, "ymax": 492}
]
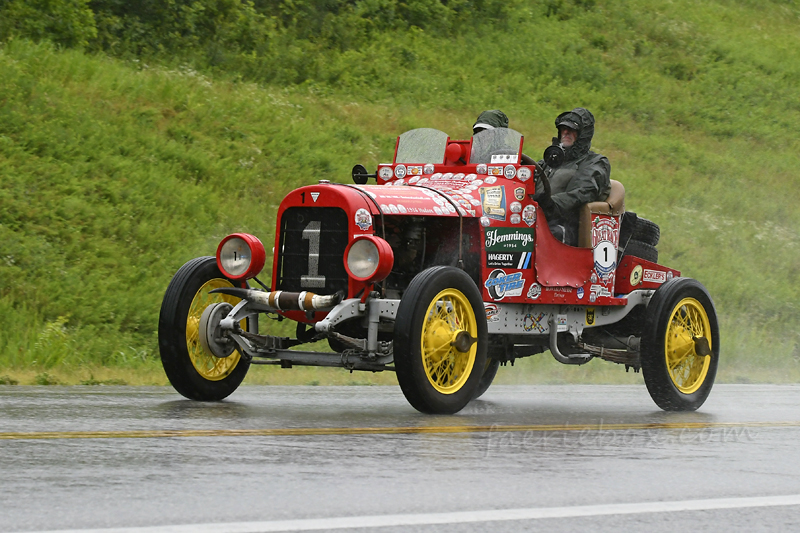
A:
[
  {"xmin": 514, "ymin": 187, "xmax": 526, "ymax": 201},
  {"xmin": 479, "ymin": 186, "xmax": 506, "ymax": 220},
  {"xmin": 354, "ymin": 208, "xmax": 372, "ymax": 231},
  {"xmin": 527, "ymin": 282, "xmax": 542, "ymax": 300},
  {"xmin": 485, "ymin": 228, "xmax": 534, "ymax": 252},
  {"xmin": 643, "ymin": 269, "xmax": 668, "ymax": 283},
  {"xmin": 484, "ymin": 269, "xmax": 525, "ymax": 300},
  {"xmin": 523, "ymin": 312, "xmax": 547, "ymax": 334},
  {"xmin": 486, "ymin": 251, "xmax": 532, "ymax": 269},
  {"xmin": 484, "ymin": 303, "xmax": 500, "ymax": 323}
]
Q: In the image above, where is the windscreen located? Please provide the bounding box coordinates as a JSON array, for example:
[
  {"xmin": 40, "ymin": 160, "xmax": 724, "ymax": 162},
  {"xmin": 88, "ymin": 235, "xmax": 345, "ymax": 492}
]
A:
[
  {"xmin": 394, "ymin": 128, "xmax": 449, "ymax": 164},
  {"xmin": 469, "ymin": 128, "xmax": 523, "ymax": 164}
]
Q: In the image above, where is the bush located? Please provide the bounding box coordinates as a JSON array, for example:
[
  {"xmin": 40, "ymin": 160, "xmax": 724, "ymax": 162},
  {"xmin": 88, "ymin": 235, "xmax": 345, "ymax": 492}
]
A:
[{"xmin": 0, "ymin": 0, "xmax": 97, "ymax": 47}]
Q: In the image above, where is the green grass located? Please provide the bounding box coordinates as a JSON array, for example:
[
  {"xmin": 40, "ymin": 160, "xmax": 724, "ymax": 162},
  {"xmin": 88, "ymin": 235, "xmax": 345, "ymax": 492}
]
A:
[{"xmin": 2, "ymin": 0, "xmax": 800, "ymax": 385}]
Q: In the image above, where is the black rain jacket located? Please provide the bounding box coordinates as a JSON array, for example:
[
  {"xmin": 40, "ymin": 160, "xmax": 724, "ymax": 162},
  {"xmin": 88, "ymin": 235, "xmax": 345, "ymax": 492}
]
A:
[{"xmin": 536, "ymin": 107, "xmax": 611, "ymax": 244}]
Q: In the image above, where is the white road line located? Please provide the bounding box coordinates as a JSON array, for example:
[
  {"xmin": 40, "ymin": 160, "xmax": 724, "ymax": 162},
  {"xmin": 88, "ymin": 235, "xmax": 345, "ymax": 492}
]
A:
[{"xmin": 17, "ymin": 494, "xmax": 800, "ymax": 533}]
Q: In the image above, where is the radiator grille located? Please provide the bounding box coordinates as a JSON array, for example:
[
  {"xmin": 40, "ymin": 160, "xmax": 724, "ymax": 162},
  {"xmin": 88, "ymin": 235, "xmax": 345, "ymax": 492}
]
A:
[{"xmin": 276, "ymin": 207, "xmax": 350, "ymax": 294}]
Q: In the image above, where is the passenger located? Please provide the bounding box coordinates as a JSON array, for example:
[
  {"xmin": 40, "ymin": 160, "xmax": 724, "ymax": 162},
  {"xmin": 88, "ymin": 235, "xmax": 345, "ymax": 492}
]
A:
[
  {"xmin": 472, "ymin": 109, "xmax": 535, "ymax": 164},
  {"xmin": 534, "ymin": 108, "xmax": 611, "ymax": 246},
  {"xmin": 472, "ymin": 109, "xmax": 509, "ymax": 134}
]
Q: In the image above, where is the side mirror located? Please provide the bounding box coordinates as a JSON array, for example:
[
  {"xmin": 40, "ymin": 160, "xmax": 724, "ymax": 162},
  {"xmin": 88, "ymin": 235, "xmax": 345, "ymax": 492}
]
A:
[{"xmin": 352, "ymin": 164, "xmax": 375, "ymax": 184}]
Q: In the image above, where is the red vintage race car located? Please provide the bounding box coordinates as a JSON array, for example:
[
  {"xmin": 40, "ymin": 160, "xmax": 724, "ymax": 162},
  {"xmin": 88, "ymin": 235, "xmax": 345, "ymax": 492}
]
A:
[{"xmin": 158, "ymin": 127, "xmax": 719, "ymax": 414}]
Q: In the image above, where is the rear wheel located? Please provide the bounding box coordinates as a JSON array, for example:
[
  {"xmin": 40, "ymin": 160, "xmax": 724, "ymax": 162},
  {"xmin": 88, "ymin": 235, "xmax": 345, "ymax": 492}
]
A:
[
  {"xmin": 641, "ymin": 278, "xmax": 719, "ymax": 411},
  {"xmin": 158, "ymin": 257, "xmax": 250, "ymax": 400},
  {"xmin": 394, "ymin": 267, "xmax": 488, "ymax": 414}
]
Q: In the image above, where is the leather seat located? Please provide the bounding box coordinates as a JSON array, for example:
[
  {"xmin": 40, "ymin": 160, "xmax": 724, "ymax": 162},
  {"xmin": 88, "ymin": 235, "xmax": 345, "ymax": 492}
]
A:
[{"xmin": 577, "ymin": 179, "xmax": 625, "ymax": 248}]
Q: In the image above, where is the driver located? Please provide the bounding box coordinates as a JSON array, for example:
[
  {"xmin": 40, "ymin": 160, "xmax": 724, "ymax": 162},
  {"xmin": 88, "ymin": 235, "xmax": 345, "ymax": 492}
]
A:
[{"xmin": 534, "ymin": 107, "xmax": 611, "ymax": 245}]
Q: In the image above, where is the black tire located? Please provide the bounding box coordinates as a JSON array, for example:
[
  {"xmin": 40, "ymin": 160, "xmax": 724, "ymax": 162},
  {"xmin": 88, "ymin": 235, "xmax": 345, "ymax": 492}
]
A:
[
  {"xmin": 394, "ymin": 266, "xmax": 488, "ymax": 414},
  {"xmin": 641, "ymin": 278, "xmax": 719, "ymax": 411},
  {"xmin": 624, "ymin": 239, "xmax": 659, "ymax": 263},
  {"xmin": 633, "ymin": 217, "xmax": 660, "ymax": 246},
  {"xmin": 472, "ymin": 358, "xmax": 500, "ymax": 400},
  {"xmin": 158, "ymin": 257, "xmax": 250, "ymax": 401}
]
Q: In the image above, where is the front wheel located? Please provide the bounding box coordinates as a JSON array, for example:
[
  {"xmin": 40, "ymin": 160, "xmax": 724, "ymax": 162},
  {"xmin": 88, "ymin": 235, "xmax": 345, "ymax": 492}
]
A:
[
  {"xmin": 641, "ymin": 278, "xmax": 719, "ymax": 411},
  {"xmin": 473, "ymin": 359, "xmax": 500, "ymax": 400},
  {"xmin": 158, "ymin": 257, "xmax": 250, "ymax": 401},
  {"xmin": 394, "ymin": 267, "xmax": 488, "ymax": 414}
]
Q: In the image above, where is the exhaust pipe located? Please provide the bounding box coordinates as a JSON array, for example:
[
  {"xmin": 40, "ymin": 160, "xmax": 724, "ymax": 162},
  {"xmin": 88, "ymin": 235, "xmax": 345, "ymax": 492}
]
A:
[{"xmin": 209, "ymin": 288, "xmax": 342, "ymax": 311}]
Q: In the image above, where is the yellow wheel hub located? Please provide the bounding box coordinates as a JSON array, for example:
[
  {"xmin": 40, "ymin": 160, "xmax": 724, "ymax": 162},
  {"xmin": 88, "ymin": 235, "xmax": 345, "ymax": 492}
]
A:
[
  {"xmin": 186, "ymin": 279, "xmax": 242, "ymax": 381},
  {"xmin": 420, "ymin": 289, "xmax": 478, "ymax": 394},
  {"xmin": 665, "ymin": 297, "xmax": 712, "ymax": 394}
]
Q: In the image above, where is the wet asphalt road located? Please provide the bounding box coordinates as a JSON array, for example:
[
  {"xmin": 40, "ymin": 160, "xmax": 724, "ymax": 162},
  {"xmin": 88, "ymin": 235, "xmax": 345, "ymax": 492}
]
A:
[{"xmin": 2, "ymin": 384, "xmax": 800, "ymax": 532}]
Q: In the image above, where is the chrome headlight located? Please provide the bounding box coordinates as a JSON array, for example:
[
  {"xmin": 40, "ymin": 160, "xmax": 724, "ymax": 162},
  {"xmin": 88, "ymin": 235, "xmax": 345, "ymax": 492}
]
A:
[
  {"xmin": 346, "ymin": 239, "xmax": 380, "ymax": 279},
  {"xmin": 344, "ymin": 236, "xmax": 394, "ymax": 283},
  {"xmin": 216, "ymin": 233, "xmax": 266, "ymax": 280}
]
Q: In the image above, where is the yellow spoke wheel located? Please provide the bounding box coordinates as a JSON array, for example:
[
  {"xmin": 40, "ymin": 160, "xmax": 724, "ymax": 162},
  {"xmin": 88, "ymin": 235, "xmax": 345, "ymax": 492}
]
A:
[
  {"xmin": 664, "ymin": 298, "xmax": 711, "ymax": 394},
  {"xmin": 159, "ymin": 257, "xmax": 251, "ymax": 401},
  {"xmin": 394, "ymin": 267, "xmax": 488, "ymax": 415},
  {"xmin": 186, "ymin": 279, "xmax": 243, "ymax": 381},
  {"xmin": 641, "ymin": 277, "xmax": 719, "ymax": 411},
  {"xmin": 421, "ymin": 289, "xmax": 479, "ymax": 394}
]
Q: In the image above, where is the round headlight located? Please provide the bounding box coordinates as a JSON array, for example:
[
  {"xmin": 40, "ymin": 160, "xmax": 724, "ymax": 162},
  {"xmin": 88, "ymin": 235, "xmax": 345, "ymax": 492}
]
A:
[
  {"xmin": 216, "ymin": 233, "xmax": 266, "ymax": 280},
  {"xmin": 219, "ymin": 237, "xmax": 251, "ymax": 277},
  {"xmin": 344, "ymin": 236, "xmax": 394, "ymax": 283},
  {"xmin": 347, "ymin": 239, "xmax": 380, "ymax": 279}
]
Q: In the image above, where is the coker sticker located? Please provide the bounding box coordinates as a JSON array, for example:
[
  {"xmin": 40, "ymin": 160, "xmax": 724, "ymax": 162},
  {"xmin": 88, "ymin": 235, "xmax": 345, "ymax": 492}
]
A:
[{"xmin": 484, "ymin": 269, "xmax": 525, "ymax": 300}]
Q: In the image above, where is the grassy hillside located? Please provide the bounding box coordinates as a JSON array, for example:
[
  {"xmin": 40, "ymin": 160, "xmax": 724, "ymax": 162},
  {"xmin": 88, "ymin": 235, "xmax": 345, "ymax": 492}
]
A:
[{"xmin": 2, "ymin": 0, "xmax": 800, "ymax": 385}]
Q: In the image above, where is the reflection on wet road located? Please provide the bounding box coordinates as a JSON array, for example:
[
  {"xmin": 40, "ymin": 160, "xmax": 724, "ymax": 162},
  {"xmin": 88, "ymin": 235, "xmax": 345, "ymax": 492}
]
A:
[{"xmin": 2, "ymin": 384, "xmax": 800, "ymax": 532}]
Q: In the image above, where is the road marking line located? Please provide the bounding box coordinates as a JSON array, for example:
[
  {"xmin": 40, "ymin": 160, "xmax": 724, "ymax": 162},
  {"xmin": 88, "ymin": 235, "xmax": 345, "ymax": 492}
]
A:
[
  {"xmin": 14, "ymin": 494, "xmax": 800, "ymax": 533},
  {"xmin": 1, "ymin": 420, "xmax": 799, "ymax": 440}
]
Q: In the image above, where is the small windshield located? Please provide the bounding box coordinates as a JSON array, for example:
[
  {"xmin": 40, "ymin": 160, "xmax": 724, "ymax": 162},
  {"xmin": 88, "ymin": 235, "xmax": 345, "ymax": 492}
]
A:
[
  {"xmin": 469, "ymin": 128, "xmax": 523, "ymax": 164},
  {"xmin": 394, "ymin": 128, "xmax": 449, "ymax": 164}
]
